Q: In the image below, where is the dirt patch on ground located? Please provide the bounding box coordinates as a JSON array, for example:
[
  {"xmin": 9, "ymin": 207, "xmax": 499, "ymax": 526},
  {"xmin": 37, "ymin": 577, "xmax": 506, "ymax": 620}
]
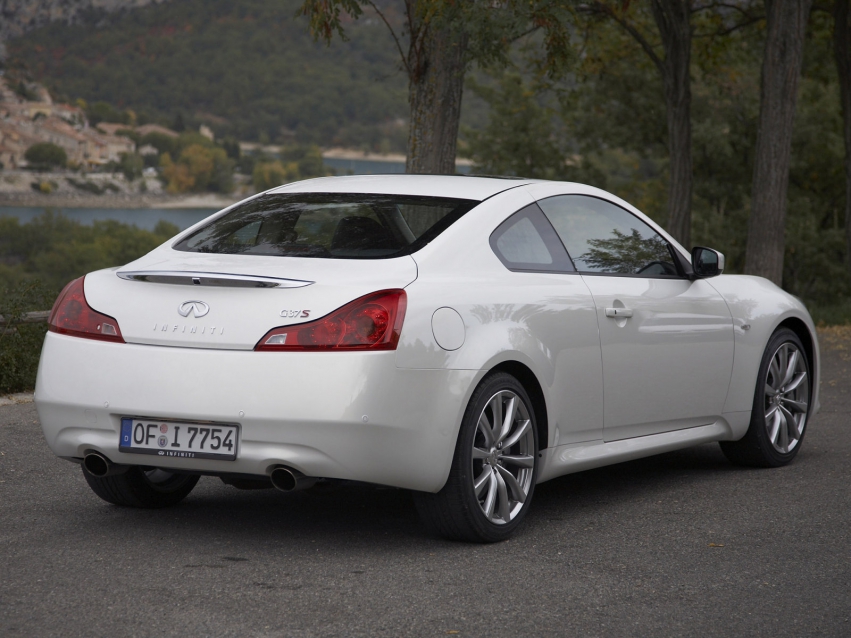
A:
[
  {"xmin": 0, "ymin": 393, "xmax": 34, "ymax": 407},
  {"xmin": 817, "ymin": 326, "xmax": 851, "ymax": 360}
]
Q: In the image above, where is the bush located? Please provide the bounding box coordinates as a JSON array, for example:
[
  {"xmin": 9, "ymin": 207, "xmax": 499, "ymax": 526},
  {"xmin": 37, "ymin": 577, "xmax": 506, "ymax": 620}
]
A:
[
  {"xmin": 0, "ymin": 214, "xmax": 184, "ymax": 393},
  {"xmin": 67, "ymin": 177, "xmax": 105, "ymax": 194},
  {"xmin": 119, "ymin": 153, "xmax": 145, "ymax": 181},
  {"xmin": 25, "ymin": 143, "xmax": 67, "ymax": 170},
  {"xmin": 252, "ymin": 160, "xmax": 293, "ymax": 191},
  {"xmin": 87, "ymin": 101, "xmax": 133, "ymax": 126},
  {"xmin": 0, "ymin": 211, "xmax": 180, "ymax": 293},
  {"xmin": 30, "ymin": 180, "xmax": 54, "ymax": 194},
  {"xmin": 161, "ymin": 144, "xmax": 234, "ymax": 193},
  {"xmin": 0, "ymin": 280, "xmax": 53, "ymax": 394},
  {"xmin": 141, "ymin": 132, "xmax": 178, "ymax": 156}
]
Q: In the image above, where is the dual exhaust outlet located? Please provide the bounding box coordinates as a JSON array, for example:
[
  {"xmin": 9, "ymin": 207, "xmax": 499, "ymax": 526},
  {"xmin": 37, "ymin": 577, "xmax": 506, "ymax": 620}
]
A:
[{"xmin": 83, "ymin": 452, "xmax": 316, "ymax": 493}]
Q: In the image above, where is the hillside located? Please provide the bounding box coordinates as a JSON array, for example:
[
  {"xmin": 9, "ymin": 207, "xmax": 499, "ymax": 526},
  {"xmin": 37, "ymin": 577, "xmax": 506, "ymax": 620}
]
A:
[
  {"xmin": 0, "ymin": 0, "xmax": 172, "ymax": 54},
  {"xmin": 4, "ymin": 0, "xmax": 412, "ymax": 151}
]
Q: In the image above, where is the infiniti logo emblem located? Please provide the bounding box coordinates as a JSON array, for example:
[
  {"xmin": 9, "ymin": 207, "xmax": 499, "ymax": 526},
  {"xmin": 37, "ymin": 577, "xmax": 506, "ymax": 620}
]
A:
[{"xmin": 178, "ymin": 301, "xmax": 210, "ymax": 318}]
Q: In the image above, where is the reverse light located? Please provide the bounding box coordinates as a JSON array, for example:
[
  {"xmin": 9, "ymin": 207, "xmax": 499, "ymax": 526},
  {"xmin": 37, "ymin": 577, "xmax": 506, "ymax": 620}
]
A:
[
  {"xmin": 256, "ymin": 289, "xmax": 407, "ymax": 351},
  {"xmin": 48, "ymin": 276, "xmax": 125, "ymax": 343}
]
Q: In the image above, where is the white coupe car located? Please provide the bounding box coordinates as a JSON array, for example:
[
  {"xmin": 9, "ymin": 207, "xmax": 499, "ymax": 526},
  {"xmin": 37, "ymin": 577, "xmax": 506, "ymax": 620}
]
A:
[{"xmin": 35, "ymin": 175, "xmax": 819, "ymax": 542}]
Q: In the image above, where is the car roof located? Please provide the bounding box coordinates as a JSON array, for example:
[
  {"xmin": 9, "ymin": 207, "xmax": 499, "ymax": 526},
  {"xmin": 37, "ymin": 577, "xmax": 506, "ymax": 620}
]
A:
[{"xmin": 269, "ymin": 174, "xmax": 540, "ymax": 201}]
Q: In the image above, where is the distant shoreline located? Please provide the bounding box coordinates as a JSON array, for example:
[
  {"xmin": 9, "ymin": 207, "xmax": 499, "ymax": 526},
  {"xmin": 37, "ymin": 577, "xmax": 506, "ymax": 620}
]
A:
[{"xmin": 0, "ymin": 192, "xmax": 240, "ymax": 210}]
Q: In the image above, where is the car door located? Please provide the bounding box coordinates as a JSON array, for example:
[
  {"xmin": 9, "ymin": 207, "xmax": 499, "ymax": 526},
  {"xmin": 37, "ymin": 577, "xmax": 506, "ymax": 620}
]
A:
[{"xmin": 537, "ymin": 195, "xmax": 734, "ymax": 441}]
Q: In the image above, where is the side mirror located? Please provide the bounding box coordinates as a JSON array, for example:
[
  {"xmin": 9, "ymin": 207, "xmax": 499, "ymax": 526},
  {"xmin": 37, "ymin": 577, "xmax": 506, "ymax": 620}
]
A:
[{"xmin": 691, "ymin": 246, "xmax": 725, "ymax": 278}]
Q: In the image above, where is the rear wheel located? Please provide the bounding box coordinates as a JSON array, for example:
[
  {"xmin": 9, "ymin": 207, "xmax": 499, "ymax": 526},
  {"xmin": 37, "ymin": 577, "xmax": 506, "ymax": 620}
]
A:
[
  {"xmin": 82, "ymin": 465, "xmax": 199, "ymax": 508},
  {"xmin": 720, "ymin": 328, "xmax": 811, "ymax": 467},
  {"xmin": 414, "ymin": 372, "xmax": 539, "ymax": 543}
]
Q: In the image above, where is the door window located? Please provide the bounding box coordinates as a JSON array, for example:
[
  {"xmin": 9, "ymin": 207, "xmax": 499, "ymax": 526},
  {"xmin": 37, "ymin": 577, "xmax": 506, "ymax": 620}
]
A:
[{"xmin": 537, "ymin": 195, "xmax": 680, "ymax": 277}]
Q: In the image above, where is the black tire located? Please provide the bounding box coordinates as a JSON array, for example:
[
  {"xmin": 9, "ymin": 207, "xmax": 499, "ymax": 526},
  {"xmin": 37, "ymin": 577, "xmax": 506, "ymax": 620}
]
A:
[
  {"xmin": 82, "ymin": 465, "xmax": 200, "ymax": 508},
  {"xmin": 720, "ymin": 327, "xmax": 811, "ymax": 468},
  {"xmin": 414, "ymin": 372, "xmax": 539, "ymax": 543}
]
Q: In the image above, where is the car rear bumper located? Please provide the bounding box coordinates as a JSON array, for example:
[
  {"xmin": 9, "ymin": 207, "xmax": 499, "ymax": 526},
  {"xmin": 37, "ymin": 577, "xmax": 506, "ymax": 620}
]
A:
[{"xmin": 35, "ymin": 333, "xmax": 478, "ymax": 492}]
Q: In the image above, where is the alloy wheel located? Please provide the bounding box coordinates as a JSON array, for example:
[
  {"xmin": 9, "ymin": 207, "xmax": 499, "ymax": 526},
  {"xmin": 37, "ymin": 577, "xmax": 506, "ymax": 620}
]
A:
[
  {"xmin": 763, "ymin": 342, "xmax": 809, "ymax": 454},
  {"xmin": 471, "ymin": 390, "xmax": 535, "ymax": 525}
]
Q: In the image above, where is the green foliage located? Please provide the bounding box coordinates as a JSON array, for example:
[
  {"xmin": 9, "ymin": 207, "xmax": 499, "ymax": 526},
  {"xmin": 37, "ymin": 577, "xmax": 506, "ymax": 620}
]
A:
[
  {"xmin": 119, "ymin": 153, "xmax": 145, "ymax": 181},
  {"xmin": 463, "ymin": 71, "xmax": 610, "ymax": 187},
  {"xmin": 253, "ymin": 161, "xmax": 292, "ymax": 191},
  {"xmin": 7, "ymin": 0, "xmax": 409, "ymax": 151},
  {"xmin": 469, "ymin": 9, "xmax": 849, "ymax": 310},
  {"xmin": 141, "ymin": 132, "xmax": 178, "ymax": 156},
  {"xmin": 808, "ymin": 299, "xmax": 851, "ymax": 326},
  {"xmin": 0, "ymin": 212, "xmax": 179, "ymax": 293},
  {"xmin": 66, "ymin": 178, "xmax": 106, "ymax": 194},
  {"xmin": 24, "ymin": 143, "xmax": 67, "ymax": 170},
  {"xmin": 14, "ymin": 80, "xmax": 39, "ymax": 101},
  {"xmin": 300, "ymin": 0, "xmax": 576, "ymax": 78},
  {"xmin": 0, "ymin": 213, "xmax": 182, "ymax": 392},
  {"xmin": 0, "ymin": 280, "xmax": 52, "ymax": 394},
  {"xmin": 465, "ymin": 73, "xmax": 566, "ymax": 179},
  {"xmin": 161, "ymin": 145, "xmax": 234, "ymax": 193},
  {"xmin": 116, "ymin": 128, "xmax": 141, "ymax": 145},
  {"xmin": 221, "ymin": 137, "xmax": 241, "ymax": 160},
  {"xmin": 294, "ymin": 145, "xmax": 327, "ymax": 178},
  {"xmin": 86, "ymin": 100, "xmax": 135, "ymax": 126},
  {"xmin": 252, "ymin": 145, "xmax": 330, "ymax": 190},
  {"xmin": 30, "ymin": 180, "xmax": 55, "ymax": 193}
]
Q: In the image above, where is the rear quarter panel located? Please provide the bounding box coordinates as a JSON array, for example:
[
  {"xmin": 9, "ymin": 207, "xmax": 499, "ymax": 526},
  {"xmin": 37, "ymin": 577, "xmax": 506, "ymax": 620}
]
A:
[{"xmin": 396, "ymin": 187, "xmax": 605, "ymax": 448}]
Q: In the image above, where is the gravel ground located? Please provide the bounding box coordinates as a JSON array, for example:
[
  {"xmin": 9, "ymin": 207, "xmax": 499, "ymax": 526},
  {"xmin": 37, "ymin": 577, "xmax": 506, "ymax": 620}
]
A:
[{"xmin": 0, "ymin": 333, "xmax": 848, "ymax": 637}]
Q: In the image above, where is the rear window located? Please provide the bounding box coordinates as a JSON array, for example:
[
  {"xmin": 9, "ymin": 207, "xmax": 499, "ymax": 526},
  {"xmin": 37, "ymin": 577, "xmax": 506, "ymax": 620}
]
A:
[{"xmin": 173, "ymin": 193, "xmax": 478, "ymax": 259}]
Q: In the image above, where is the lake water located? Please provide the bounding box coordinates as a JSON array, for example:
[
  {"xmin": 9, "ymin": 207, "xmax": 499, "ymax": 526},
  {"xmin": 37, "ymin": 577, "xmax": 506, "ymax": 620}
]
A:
[
  {"xmin": 0, "ymin": 207, "xmax": 221, "ymax": 231},
  {"xmin": 0, "ymin": 158, "xmax": 476, "ymax": 231}
]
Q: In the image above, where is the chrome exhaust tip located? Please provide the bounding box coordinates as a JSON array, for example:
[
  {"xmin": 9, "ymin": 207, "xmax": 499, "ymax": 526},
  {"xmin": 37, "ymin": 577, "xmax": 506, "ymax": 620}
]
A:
[
  {"xmin": 269, "ymin": 466, "xmax": 317, "ymax": 493},
  {"xmin": 82, "ymin": 452, "xmax": 128, "ymax": 477}
]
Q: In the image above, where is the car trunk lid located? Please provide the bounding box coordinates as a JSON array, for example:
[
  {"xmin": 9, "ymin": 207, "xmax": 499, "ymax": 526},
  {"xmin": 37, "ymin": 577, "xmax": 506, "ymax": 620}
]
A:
[{"xmin": 84, "ymin": 252, "xmax": 418, "ymax": 350}]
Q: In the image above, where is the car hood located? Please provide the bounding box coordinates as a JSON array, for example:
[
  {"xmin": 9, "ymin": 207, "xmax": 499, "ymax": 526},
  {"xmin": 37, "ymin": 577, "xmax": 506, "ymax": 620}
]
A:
[{"xmin": 84, "ymin": 250, "xmax": 418, "ymax": 350}]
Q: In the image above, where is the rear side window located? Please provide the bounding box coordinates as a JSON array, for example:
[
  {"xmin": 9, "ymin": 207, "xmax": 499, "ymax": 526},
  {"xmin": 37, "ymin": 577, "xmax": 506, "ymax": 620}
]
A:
[
  {"xmin": 174, "ymin": 193, "xmax": 477, "ymax": 259},
  {"xmin": 489, "ymin": 204, "xmax": 575, "ymax": 273},
  {"xmin": 537, "ymin": 195, "xmax": 680, "ymax": 277}
]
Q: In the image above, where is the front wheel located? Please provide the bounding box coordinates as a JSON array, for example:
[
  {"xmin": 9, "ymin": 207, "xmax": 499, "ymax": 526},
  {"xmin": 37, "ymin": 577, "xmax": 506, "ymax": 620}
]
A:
[
  {"xmin": 720, "ymin": 328, "xmax": 811, "ymax": 467},
  {"xmin": 83, "ymin": 465, "xmax": 200, "ymax": 508},
  {"xmin": 414, "ymin": 372, "xmax": 539, "ymax": 543}
]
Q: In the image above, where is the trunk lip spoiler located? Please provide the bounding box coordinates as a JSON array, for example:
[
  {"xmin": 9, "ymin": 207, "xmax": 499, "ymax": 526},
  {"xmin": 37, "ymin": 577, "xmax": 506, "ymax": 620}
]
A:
[{"xmin": 116, "ymin": 270, "xmax": 314, "ymax": 289}]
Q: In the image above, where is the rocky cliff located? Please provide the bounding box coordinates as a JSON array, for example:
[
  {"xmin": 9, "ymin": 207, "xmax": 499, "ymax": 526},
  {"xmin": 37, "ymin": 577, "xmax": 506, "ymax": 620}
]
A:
[{"xmin": 0, "ymin": 0, "xmax": 174, "ymax": 56}]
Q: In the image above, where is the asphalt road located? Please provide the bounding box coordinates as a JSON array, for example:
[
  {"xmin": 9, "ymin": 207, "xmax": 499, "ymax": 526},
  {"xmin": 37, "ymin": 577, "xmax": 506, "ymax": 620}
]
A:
[{"xmin": 1, "ymin": 341, "xmax": 849, "ymax": 637}]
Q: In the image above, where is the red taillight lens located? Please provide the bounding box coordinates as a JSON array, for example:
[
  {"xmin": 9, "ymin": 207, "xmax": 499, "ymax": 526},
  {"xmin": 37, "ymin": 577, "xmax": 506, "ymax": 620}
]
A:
[
  {"xmin": 48, "ymin": 276, "xmax": 125, "ymax": 343},
  {"xmin": 255, "ymin": 289, "xmax": 407, "ymax": 351}
]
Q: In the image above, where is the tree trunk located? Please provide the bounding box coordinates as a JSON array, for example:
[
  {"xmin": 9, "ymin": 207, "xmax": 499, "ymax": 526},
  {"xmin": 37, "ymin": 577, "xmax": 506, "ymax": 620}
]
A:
[
  {"xmin": 650, "ymin": 0, "xmax": 693, "ymax": 248},
  {"xmin": 744, "ymin": 0, "xmax": 812, "ymax": 284},
  {"xmin": 835, "ymin": 0, "xmax": 851, "ymax": 274},
  {"xmin": 406, "ymin": 24, "xmax": 467, "ymax": 174}
]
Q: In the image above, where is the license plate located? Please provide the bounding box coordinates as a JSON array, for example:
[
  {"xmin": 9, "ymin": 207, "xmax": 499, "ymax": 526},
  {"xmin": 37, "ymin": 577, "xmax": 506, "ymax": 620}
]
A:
[{"xmin": 119, "ymin": 418, "xmax": 238, "ymax": 461}]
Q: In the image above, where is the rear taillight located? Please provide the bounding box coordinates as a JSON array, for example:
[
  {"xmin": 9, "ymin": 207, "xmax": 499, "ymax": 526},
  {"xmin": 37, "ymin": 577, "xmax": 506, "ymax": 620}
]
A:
[
  {"xmin": 48, "ymin": 276, "xmax": 125, "ymax": 343},
  {"xmin": 256, "ymin": 289, "xmax": 407, "ymax": 351}
]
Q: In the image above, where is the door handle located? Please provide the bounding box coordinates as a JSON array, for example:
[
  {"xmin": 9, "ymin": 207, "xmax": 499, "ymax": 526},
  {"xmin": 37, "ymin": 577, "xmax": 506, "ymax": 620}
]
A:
[{"xmin": 605, "ymin": 307, "xmax": 633, "ymax": 319}]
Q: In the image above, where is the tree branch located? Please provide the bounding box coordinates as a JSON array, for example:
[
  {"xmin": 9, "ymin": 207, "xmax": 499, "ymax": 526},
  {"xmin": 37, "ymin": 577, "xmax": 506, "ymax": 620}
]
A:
[
  {"xmin": 581, "ymin": 1, "xmax": 665, "ymax": 74},
  {"xmin": 693, "ymin": 14, "xmax": 764, "ymax": 38},
  {"xmin": 690, "ymin": 1, "xmax": 761, "ymax": 20},
  {"xmin": 364, "ymin": 1, "xmax": 411, "ymax": 76}
]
